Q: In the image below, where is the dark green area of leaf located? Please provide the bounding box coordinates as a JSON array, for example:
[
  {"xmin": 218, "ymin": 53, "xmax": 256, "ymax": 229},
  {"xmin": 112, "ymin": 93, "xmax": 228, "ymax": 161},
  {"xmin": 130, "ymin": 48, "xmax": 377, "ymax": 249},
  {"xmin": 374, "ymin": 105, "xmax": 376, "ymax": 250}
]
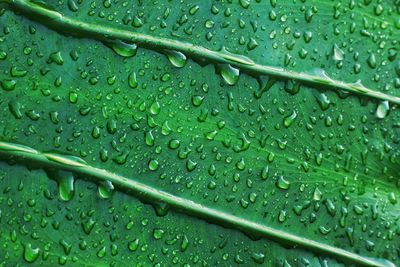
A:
[{"xmin": 0, "ymin": 0, "xmax": 399, "ymax": 266}]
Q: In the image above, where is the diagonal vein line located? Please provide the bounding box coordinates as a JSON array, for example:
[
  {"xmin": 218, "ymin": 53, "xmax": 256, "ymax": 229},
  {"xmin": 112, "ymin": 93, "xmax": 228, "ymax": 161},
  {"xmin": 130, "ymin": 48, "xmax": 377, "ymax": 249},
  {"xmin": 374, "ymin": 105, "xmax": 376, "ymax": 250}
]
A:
[
  {"xmin": 0, "ymin": 140, "xmax": 396, "ymax": 267},
  {"xmin": 3, "ymin": 0, "xmax": 400, "ymax": 105}
]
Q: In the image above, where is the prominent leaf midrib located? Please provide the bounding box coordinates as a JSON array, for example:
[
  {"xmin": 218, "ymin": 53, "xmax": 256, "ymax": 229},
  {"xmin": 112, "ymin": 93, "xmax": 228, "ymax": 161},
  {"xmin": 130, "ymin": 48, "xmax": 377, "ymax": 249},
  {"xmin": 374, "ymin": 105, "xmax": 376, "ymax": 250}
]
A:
[
  {"xmin": 4, "ymin": 0, "xmax": 400, "ymax": 105},
  {"xmin": 0, "ymin": 140, "xmax": 396, "ymax": 267}
]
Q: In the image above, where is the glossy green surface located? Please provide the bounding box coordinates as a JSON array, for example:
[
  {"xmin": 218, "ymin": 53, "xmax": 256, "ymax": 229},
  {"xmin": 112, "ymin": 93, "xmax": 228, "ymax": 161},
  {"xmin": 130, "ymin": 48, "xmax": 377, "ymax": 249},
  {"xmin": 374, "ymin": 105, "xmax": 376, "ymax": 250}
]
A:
[{"xmin": 0, "ymin": 0, "xmax": 399, "ymax": 266}]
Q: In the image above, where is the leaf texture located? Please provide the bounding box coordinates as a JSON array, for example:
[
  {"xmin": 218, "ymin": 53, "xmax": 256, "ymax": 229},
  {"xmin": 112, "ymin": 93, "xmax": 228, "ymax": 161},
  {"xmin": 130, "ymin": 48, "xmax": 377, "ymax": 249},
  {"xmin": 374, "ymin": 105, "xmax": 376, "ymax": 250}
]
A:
[{"xmin": 0, "ymin": 0, "xmax": 399, "ymax": 266}]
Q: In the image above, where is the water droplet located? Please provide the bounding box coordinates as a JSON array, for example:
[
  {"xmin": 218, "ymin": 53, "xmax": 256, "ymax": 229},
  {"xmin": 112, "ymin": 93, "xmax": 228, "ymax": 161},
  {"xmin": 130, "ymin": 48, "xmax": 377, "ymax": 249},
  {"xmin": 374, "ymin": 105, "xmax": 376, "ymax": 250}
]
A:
[
  {"xmin": 47, "ymin": 170, "xmax": 75, "ymax": 201},
  {"xmin": 218, "ymin": 64, "xmax": 239, "ymax": 85},
  {"xmin": 192, "ymin": 95, "xmax": 205, "ymax": 107},
  {"xmin": 8, "ymin": 101, "xmax": 22, "ymax": 119},
  {"xmin": 168, "ymin": 139, "xmax": 180, "ymax": 149},
  {"xmin": 97, "ymin": 246, "xmax": 106, "ymax": 258},
  {"xmin": 150, "ymin": 98, "xmax": 161, "ymax": 115},
  {"xmin": 128, "ymin": 71, "xmax": 138, "ymax": 88},
  {"xmin": 67, "ymin": 0, "xmax": 78, "ymax": 11},
  {"xmin": 313, "ymin": 187, "xmax": 323, "ymax": 200},
  {"xmin": 239, "ymin": 0, "xmax": 250, "ymax": 8},
  {"xmin": 10, "ymin": 67, "xmax": 27, "ymax": 77},
  {"xmin": 153, "ymin": 228, "xmax": 165, "ymax": 239},
  {"xmin": 48, "ymin": 51, "xmax": 64, "ymax": 65},
  {"xmin": 145, "ymin": 130, "xmax": 155, "ymax": 146},
  {"xmin": 332, "ymin": 44, "xmax": 344, "ymax": 61},
  {"xmin": 255, "ymin": 77, "xmax": 275, "ymax": 98},
  {"xmin": 81, "ymin": 218, "xmax": 96, "ymax": 235},
  {"xmin": 186, "ymin": 159, "xmax": 197, "ymax": 171},
  {"xmin": 128, "ymin": 239, "xmax": 139, "ymax": 251},
  {"xmin": 148, "ymin": 159, "xmax": 159, "ymax": 171},
  {"xmin": 98, "ymin": 180, "xmax": 114, "ymax": 199},
  {"xmin": 181, "ymin": 235, "xmax": 189, "ymax": 252},
  {"xmin": 204, "ymin": 130, "xmax": 218, "ymax": 140},
  {"xmin": 165, "ymin": 50, "xmax": 187, "ymax": 68},
  {"xmin": 316, "ymin": 93, "xmax": 331, "ymax": 110},
  {"xmin": 106, "ymin": 40, "xmax": 137, "ymax": 57},
  {"xmin": 276, "ymin": 176, "xmax": 290, "ymax": 190},
  {"xmin": 388, "ymin": 192, "xmax": 397, "ymax": 204},
  {"xmin": 1, "ymin": 79, "xmax": 16, "ymax": 91},
  {"xmin": 283, "ymin": 110, "xmax": 297, "ymax": 128},
  {"xmin": 367, "ymin": 53, "xmax": 377, "ymax": 68},
  {"xmin": 375, "ymin": 101, "xmax": 389, "ymax": 119},
  {"xmin": 251, "ymin": 252, "xmax": 265, "ymax": 264},
  {"xmin": 23, "ymin": 243, "xmax": 40, "ymax": 263}
]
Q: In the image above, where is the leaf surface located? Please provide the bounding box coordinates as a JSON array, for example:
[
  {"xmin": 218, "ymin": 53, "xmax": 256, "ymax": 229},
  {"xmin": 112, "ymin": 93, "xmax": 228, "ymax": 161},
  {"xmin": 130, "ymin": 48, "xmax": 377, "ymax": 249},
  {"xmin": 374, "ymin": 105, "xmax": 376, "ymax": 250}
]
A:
[{"xmin": 0, "ymin": 0, "xmax": 399, "ymax": 266}]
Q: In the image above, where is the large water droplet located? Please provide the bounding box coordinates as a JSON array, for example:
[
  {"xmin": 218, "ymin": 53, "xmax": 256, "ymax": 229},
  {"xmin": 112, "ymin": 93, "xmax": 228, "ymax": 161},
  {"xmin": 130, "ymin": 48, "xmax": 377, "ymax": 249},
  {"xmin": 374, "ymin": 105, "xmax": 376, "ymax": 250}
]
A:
[
  {"xmin": 23, "ymin": 243, "xmax": 40, "ymax": 263},
  {"xmin": 98, "ymin": 180, "xmax": 114, "ymax": 199},
  {"xmin": 375, "ymin": 101, "xmax": 389, "ymax": 119},
  {"xmin": 47, "ymin": 170, "xmax": 75, "ymax": 201},
  {"xmin": 165, "ymin": 50, "xmax": 187, "ymax": 68},
  {"xmin": 276, "ymin": 176, "xmax": 290, "ymax": 190},
  {"xmin": 106, "ymin": 40, "xmax": 137, "ymax": 57},
  {"xmin": 218, "ymin": 64, "xmax": 239, "ymax": 85}
]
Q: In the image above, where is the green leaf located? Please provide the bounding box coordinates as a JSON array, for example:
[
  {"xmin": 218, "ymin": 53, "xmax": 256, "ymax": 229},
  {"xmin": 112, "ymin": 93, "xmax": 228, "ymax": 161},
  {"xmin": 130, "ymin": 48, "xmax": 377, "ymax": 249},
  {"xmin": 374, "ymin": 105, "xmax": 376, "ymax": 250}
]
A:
[{"xmin": 0, "ymin": 0, "xmax": 399, "ymax": 266}]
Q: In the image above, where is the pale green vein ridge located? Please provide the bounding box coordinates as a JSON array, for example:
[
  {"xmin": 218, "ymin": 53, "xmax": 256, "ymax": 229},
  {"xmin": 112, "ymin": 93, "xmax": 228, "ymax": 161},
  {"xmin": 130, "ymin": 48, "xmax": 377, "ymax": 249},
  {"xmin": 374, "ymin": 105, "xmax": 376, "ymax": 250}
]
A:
[
  {"xmin": 0, "ymin": 140, "xmax": 396, "ymax": 267},
  {"xmin": 4, "ymin": 0, "xmax": 400, "ymax": 105}
]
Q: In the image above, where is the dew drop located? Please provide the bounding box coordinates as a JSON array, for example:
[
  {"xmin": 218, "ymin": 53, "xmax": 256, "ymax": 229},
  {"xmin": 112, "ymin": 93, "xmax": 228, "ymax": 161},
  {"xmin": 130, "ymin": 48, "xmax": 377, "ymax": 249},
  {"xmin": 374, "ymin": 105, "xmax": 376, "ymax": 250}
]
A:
[
  {"xmin": 152, "ymin": 201, "xmax": 170, "ymax": 216},
  {"xmin": 128, "ymin": 239, "xmax": 139, "ymax": 251},
  {"xmin": 332, "ymin": 44, "xmax": 344, "ymax": 61},
  {"xmin": 218, "ymin": 64, "xmax": 239, "ymax": 85},
  {"xmin": 145, "ymin": 130, "xmax": 155, "ymax": 146},
  {"xmin": 48, "ymin": 51, "xmax": 64, "ymax": 65},
  {"xmin": 81, "ymin": 218, "xmax": 96, "ymax": 235},
  {"xmin": 23, "ymin": 243, "xmax": 40, "ymax": 263},
  {"xmin": 128, "ymin": 71, "xmax": 138, "ymax": 88},
  {"xmin": 165, "ymin": 50, "xmax": 187, "ymax": 68},
  {"xmin": 47, "ymin": 171, "xmax": 75, "ymax": 201},
  {"xmin": 148, "ymin": 159, "xmax": 159, "ymax": 171},
  {"xmin": 106, "ymin": 40, "xmax": 137, "ymax": 57},
  {"xmin": 375, "ymin": 101, "xmax": 389, "ymax": 119},
  {"xmin": 367, "ymin": 53, "xmax": 377, "ymax": 69},
  {"xmin": 98, "ymin": 180, "xmax": 114, "ymax": 199},
  {"xmin": 276, "ymin": 176, "xmax": 290, "ymax": 190},
  {"xmin": 150, "ymin": 98, "xmax": 161, "ymax": 115},
  {"xmin": 153, "ymin": 228, "xmax": 165, "ymax": 239},
  {"xmin": 1, "ymin": 79, "xmax": 17, "ymax": 91},
  {"xmin": 283, "ymin": 110, "xmax": 297, "ymax": 128}
]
